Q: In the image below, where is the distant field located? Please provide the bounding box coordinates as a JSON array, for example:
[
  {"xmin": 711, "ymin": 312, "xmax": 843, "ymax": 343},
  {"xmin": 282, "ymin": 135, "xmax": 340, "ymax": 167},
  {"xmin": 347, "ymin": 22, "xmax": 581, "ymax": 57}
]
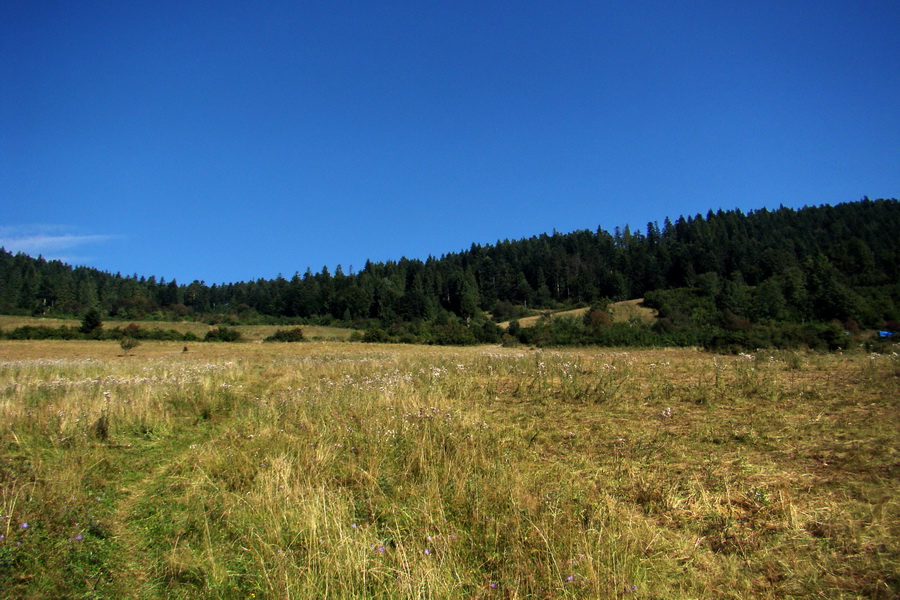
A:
[
  {"xmin": 0, "ymin": 340, "xmax": 896, "ymax": 598},
  {"xmin": 501, "ymin": 298, "xmax": 658, "ymax": 328},
  {"xmin": 0, "ymin": 314, "xmax": 356, "ymax": 341},
  {"xmin": 609, "ymin": 298, "xmax": 658, "ymax": 323}
]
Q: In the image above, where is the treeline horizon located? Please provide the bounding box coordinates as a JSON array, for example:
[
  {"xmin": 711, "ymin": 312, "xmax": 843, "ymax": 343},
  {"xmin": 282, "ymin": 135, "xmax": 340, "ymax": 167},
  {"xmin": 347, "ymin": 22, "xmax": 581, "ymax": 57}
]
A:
[{"xmin": 2, "ymin": 198, "xmax": 898, "ymax": 349}]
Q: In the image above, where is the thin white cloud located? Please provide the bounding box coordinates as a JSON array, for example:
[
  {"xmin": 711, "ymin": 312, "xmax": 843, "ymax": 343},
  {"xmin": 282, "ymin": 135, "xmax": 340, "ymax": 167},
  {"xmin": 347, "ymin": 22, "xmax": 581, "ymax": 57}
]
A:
[{"xmin": 0, "ymin": 225, "xmax": 123, "ymax": 259}]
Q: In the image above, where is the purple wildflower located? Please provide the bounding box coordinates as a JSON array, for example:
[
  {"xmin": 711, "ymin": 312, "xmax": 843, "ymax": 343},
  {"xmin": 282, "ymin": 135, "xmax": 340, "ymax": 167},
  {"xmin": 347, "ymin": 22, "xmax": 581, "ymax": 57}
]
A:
[{"xmin": 21, "ymin": 522, "xmax": 28, "ymax": 529}]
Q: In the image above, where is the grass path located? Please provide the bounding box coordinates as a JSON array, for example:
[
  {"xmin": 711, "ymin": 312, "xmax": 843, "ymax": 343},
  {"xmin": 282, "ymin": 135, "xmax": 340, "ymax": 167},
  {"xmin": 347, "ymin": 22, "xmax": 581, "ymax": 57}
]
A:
[
  {"xmin": 108, "ymin": 437, "xmax": 201, "ymax": 597},
  {"xmin": 51, "ymin": 418, "xmax": 222, "ymax": 598}
]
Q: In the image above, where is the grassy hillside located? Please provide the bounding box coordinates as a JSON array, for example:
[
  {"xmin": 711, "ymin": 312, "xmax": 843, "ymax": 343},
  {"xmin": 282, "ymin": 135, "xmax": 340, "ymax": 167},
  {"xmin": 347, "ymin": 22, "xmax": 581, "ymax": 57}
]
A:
[
  {"xmin": 501, "ymin": 299, "xmax": 658, "ymax": 329},
  {"xmin": 1, "ymin": 341, "xmax": 896, "ymax": 598},
  {"xmin": 5, "ymin": 201, "xmax": 898, "ymax": 338}
]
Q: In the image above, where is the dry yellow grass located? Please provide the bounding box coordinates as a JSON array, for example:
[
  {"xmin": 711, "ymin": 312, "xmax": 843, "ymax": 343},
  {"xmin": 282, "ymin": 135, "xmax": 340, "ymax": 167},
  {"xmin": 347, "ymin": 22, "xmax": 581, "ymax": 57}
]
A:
[{"xmin": 609, "ymin": 298, "xmax": 657, "ymax": 323}]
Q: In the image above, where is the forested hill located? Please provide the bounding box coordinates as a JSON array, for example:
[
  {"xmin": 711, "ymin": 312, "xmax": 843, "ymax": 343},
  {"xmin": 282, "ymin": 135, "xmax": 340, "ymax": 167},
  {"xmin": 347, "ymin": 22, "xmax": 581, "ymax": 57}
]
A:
[{"xmin": 1, "ymin": 198, "xmax": 899, "ymax": 339}]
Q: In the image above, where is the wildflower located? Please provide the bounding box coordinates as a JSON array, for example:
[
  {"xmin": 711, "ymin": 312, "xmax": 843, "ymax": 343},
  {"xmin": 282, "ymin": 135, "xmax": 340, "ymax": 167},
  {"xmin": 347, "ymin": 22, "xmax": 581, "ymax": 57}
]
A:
[
  {"xmin": 21, "ymin": 522, "xmax": 28, "ymax": 529},
  {"xmin": 567, "ymin": 575, "xmax": 574, "ymax": 582}
]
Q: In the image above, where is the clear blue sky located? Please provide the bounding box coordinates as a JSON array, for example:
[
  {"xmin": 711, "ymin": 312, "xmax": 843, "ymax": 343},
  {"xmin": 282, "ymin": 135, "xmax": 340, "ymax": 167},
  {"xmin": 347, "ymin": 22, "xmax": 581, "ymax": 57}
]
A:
[{"xmin": 2, "ymin": 1, "xmax": 898, "ymax": 285}]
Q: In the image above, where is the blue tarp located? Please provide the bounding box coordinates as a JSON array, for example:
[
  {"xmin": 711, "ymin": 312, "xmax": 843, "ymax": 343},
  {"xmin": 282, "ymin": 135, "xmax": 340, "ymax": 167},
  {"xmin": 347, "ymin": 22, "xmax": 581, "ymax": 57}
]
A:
[{"xmin": 878, "ymin": 331, "xmax": 895, "ymax": 338}]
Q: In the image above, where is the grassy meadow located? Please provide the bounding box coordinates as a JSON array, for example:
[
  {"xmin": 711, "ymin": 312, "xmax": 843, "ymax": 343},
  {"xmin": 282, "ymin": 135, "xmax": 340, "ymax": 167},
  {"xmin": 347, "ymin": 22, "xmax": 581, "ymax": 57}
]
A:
[
  {"xmin": 0, "ymin": 315, "xmax": 356, "ymax": 342},
  {"xmin": 499, "ymin": 299, "xmax": 657, "ymax": 329},
  {"xmin": 0, "ymin": 340, "xmax": 897, "ymax": 599}
]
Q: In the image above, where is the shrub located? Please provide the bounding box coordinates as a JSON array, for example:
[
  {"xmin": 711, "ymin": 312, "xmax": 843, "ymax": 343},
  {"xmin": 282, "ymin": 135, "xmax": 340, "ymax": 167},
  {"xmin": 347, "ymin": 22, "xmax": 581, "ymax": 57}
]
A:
[
  {"xmin": 583, "ymin": 303, "xmax": 612, "ymax": 332},
  {"xmin": 431, "ymin": 321, "xmax": 477, "ymax": 345},
  {"xmin": 264, "ymin": 327, "xmax": 305, "ymax": 342},
  {"xmin": 362, "ymin": 328, "xmax": 389, "ymax": 343},
  {"xmin": 475, "ymin": 320, "xmax": 502, "ymax": 343},
  {"xmin": 119, "ymin": 337, "xmax": 140, "ymax": 355},
  {"xmin": 491, "ymin": 300, "xmax": 529, "ymax": 322},
  {"xmin": 204, "ymin": 326, "xmax": 242, "ymax": 342},
  {"xmin": 5, "ymin": 325, "xmax": 79, "ymax": 340}
]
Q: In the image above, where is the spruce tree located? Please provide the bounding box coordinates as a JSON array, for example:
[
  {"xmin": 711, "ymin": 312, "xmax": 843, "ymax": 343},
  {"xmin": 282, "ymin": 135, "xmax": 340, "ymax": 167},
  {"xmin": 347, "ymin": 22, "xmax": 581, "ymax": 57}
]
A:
[{"xmin": 80, "ymin": 308, "xmax": 103, "ymax": 335}]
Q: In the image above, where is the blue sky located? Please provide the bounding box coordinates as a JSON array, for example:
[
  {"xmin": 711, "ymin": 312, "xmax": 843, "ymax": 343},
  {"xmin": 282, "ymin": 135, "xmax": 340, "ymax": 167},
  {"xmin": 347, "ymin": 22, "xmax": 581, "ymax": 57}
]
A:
[{"xmin": 2, "ymin": 1, "xmax": 898, "ymax": 285}]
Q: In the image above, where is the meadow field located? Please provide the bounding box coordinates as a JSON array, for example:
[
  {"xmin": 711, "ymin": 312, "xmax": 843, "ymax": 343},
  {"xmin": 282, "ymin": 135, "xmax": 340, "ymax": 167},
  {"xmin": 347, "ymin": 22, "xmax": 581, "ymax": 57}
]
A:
[
  {"xmin": 0, "ymin": 340, "xmax": 897, "ymax": 599},
  {"xmin": 497, "ymin": 299, "xmax": 657, "ymax": 330},
  {"xmin": 0, "ymin": 315, "xmax": 356, "ymax": 342}
]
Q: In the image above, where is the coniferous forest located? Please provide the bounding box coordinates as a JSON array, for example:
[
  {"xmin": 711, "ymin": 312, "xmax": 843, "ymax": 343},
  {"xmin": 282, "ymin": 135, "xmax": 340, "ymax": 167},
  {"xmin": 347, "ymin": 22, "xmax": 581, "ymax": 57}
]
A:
[{"xmin": 2, "ymin": 198, "xmax": 898, "ymax": 350}]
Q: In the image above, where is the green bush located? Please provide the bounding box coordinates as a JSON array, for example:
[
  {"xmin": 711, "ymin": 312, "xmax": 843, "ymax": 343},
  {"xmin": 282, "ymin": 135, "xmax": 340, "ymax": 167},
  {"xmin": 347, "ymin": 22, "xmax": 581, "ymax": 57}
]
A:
[
  {"xmin": 119, "ymin": 337, "xmax": 140, "ymax": 355},
  {"xmin": 4, "ymin": 326, "xmax": 79, "ymax": 340},
  {"xmin": 431, "ymin": 321, "xmax": 477, "ymax": 345},
  {"xmin": 362, "ymin": 328, "xmax": 389, "ymax": 343},
  {"xmin": 475, "ymin": 320, "xmax": 502, "ymax": 343},
  {"xmin": 491, "ymin": 300, "xmax": 529, "ymax": 322},
  {"xmin": 263, "ymin": 327, "xmax": 305, "ymax": 342}
]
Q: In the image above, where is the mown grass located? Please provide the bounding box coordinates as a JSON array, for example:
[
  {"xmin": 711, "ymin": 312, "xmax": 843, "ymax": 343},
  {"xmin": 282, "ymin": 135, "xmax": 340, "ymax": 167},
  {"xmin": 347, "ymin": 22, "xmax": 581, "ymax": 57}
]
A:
[{"xmin": 0, "ymin": 341, "xmax": 897, "ymax": 599}]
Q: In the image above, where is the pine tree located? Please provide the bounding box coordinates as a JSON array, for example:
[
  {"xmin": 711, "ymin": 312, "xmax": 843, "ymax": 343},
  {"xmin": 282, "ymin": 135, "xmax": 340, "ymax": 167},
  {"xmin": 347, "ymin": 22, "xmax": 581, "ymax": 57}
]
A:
[{"xmin": 80, "ymin": 308, "xmax": 103, "ymax": 335}]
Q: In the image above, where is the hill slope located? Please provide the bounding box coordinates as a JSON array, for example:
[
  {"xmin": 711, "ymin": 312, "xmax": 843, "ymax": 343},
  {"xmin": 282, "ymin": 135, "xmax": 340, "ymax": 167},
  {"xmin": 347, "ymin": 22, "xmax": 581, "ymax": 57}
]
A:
[{"xmin": 2, "ymin": 198, "xmax": 898, "ymax": 348}]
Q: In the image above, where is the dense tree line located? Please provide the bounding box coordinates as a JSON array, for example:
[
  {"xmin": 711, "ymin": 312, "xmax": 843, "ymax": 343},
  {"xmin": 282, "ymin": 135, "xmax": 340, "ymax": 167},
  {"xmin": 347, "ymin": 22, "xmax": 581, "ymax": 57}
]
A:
[{"xmin": 1, "ymin": 198, "xmax": 898, "ymax": 347}]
